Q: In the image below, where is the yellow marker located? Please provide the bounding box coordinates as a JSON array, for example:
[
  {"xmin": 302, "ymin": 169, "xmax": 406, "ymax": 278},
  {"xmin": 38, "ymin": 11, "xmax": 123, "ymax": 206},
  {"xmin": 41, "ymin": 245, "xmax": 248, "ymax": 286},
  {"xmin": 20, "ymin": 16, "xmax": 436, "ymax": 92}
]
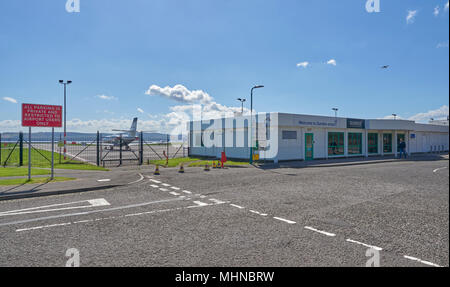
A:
[{"xmin": 154, "ymin": 164, "xmax": 160, "ymax": 175}]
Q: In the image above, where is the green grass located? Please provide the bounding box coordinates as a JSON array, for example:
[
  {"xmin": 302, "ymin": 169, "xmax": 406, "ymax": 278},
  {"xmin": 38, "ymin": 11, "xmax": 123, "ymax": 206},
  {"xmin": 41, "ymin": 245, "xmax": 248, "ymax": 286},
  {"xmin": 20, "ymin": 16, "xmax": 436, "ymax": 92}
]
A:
[
  {"xmin": 0, "ymin": 177, "xmax": 76, "ymax": 186},
  {"xmin": 149, "ymin": 157, "xmax": 203, "ymax": 168},
  {"xmin": 188, "ymin": 160, "xmax": 250, "ymax": 167},
  {"xmin": 0, "ymin": 167, "xmax": 50, "ymax": 177},
  {"xmin": 1, "ymin": 147, "xmax": 108, "ymax": 171}
]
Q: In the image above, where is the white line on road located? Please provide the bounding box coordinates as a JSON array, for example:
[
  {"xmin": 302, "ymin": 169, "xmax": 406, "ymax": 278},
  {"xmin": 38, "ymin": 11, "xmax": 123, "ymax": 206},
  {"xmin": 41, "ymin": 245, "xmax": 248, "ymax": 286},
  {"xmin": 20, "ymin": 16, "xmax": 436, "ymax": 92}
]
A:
[
  {"xmin": 230, "ymin": 204, "xmax": 244, "ymax": 209},
  {"xmin": 97, "ymin": 179, "xmax": 111, "ymax": 182},
  {"xmin": 433, "ymin": 167, "xmax": 448, "ymax": 173},
  {"xmin": 182, "ymin": 190, "xmax": 192, "ymax": 194},
  {"xmin": 346, "ymin": 239, "xmax": 382, "ymax": 251},
  {"xmin": 170, "ymin": 186, "xmax": 180, "ymax": 190},
  {"xmin": 149, "ymin": 184, "xmax": 159, "ymax": 188},
  {"xmin": 159, "ymin": 188, "xmax": 169, "ymax": 192},
  {"xmin": 169, "ymin": 191, "xmax": 180, "ymax": 196},
  {"xmin": 273, "ymin": 217, "xmax": 296, "ymax": 224},
  {"xmin": 192, "ymin": 201, "xmax": 208, "ymax": 207},
  {"xmin": 17, "ymin": 222, "xmax": 72, "ymax": 232},
  {"xmin": 209, "ymin": 198, "xmax": 226, "ymax": 204},
  {"xmin": 403, "ymin": 255, "xmax": 442, "ymax": 267},
  {"xmin": 304, "ymin": 226, "xmax": 336, "ymax": 237},
  {"xmin": 161, "ymin": 183, "xmax": 171, "ymax": 187},
  {"xmin": 0, "ymin": 198, "xmax": 110, "ymax": 217},
  {"xmin": 127, "ymin": 173, "xmax": 144, "ymax": 185},
  {"xmin": 150, "ymin": 179, "xmax": 161, "ymax": 184},
  {"xmin": 249, "ymin": 210, "xmax": 268, "ymax": 216}
]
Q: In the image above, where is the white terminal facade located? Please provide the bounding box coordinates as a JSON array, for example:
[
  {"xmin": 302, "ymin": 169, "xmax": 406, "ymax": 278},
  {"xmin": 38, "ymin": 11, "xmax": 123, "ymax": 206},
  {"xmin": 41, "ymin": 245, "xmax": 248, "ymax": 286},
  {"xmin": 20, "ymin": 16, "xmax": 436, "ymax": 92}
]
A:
[{"xmin": 188, "ymin": 113, "xmax": 449, "ymax": 163}]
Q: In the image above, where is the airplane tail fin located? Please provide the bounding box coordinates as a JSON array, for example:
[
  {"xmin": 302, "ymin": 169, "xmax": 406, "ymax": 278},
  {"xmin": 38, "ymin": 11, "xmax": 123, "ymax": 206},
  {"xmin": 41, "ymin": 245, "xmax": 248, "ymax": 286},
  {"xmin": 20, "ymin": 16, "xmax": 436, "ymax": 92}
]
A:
[{"xmin": 129, "ymin": 117, "xmax": 138, "ymax": 137}]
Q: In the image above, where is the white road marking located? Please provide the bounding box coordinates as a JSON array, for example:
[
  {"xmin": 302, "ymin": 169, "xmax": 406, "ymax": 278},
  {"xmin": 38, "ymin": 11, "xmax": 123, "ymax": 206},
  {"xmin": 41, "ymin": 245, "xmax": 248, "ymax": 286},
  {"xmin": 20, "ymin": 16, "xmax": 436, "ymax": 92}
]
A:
[
  {"xmin": 170, "ymin": 186, "xmax": 180, "ymax": 190},
  {"xmin": 159, "ymin": 188, "xmax": 169, "ymax": 192},
  {"xmin": 150, "ymin": 179, "xmax": 161, "ymax": 184},
  {"xmin": 0, "ymin": 198, "xmax": 110, "ymax": 217},
  {"xmin": 192, "ymin": 201, "xmax": 208, "ymax": 207},
  {"xmin": 209, "ymin": 198, "xmax": 226, "ymax": 204},
  {"xmin": 433, "ymin": 167, "xmax": 447, "ymax": 173},
  {"xmin": 273, "ymin": 217, "xmax": 296, "ymax": 224},
  {"xmin": 403, "ymin": 255, "xmax": 442, "ymax": 267},
  {"xmin": 182, "ymin": 190, "xmax": 192, "ymax": 194},
  {"xmin": 304, "ymin": 226, "xmax": 336, "ymax": 237},
  {"xmin": 16, "ymin": 201, "xmax": 226, "ymax": 232},
  {"xmin": 149, "ymin": 184, "xmax": 159, "ymax": 188},
  {"xmin": 1, "ymin": 197, "xmax": 183, "ymax": 227},
  {"xmin": 127, "ymin": 173, "xmax": 144, "ymax": 185},
  {"xmin": 249, "ymin": 210, "xmax": 268, "ymax": 216},
  {"xmin": 161, "ymin": 183, "xmax": 171, "ymax": 187},
  {"xmin": 230, "ymin": 204, "xmax": 244, "ymax": 209},
  {"xmin": 199, "ymin": 195, "xmax": 206, "ymax": 199},
  {"xmin": 169, "ymin": 191, "xmax": 180, "ymax": 196},
  {"xmin": 97, "ymin": 179, "xmax": 111, "ymax": 182},
  {"xmin": 346, "ymin": 239, "xmax": 382, "ymax": 251}
]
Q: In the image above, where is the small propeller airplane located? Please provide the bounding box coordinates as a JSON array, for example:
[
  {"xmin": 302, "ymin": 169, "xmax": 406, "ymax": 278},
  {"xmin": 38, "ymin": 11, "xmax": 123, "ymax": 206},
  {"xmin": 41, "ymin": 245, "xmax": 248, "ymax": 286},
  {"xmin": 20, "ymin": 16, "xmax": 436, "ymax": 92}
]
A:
[
  {"xmin": 381, "ymin": 65, "xmax": 390, "ymax": 69},
  {"xmin": 103, "ymin": 117, "xmax": 138, "ymax": 150}
]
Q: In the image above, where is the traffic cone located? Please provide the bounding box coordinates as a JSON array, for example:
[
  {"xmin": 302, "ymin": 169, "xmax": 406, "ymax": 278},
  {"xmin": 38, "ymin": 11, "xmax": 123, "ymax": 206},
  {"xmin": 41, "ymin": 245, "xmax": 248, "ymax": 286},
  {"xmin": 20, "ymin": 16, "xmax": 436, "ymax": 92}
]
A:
[
  {"xmin": 179, "ymin": 163, "xmax": 185, "ymax": 173},
  {"xmin": 217, "ymin": 160, "xmax": 221, "ymax": 169},
  {"xmin": 212, "ymin": 161, "xmax": 216, "ymax": 169},
  {"xmin": 204, "ymin": 162, "xmax": 210, "ymax": 171},
  {"xmin": 154, "ymin": 164, "xmax": 160, "ymax": 175}
]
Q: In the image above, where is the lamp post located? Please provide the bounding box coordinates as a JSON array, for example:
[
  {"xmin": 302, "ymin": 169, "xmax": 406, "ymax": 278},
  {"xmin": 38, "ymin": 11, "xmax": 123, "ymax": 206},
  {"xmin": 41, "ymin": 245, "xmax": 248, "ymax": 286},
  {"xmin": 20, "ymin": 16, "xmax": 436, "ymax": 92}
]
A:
[
  {"xmin": 392, "ymin": 113, "xmax": 397, "ymax": 120},
  {"xmin": 237, "ymin": 98, "xmax": 246, "ymax": 114},
  {"xmin": 249, "ymin": 85, "xmax": 264, "ymax": 164},
  {"xmin": 332, "ymin": 108, "xmax": 338, "ymax": 118},
  {"xmin": 59, "ymin": 80, "xmax": 72, "ymax": 160}
]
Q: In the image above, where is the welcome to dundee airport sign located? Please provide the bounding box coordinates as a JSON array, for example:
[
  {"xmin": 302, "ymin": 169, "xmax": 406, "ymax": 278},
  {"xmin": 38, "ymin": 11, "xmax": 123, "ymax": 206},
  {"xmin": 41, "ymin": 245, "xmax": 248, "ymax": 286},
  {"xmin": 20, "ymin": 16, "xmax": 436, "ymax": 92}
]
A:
[{"xmin": 22, "ymin": 103, "xmax": 63, "ymax": 128}]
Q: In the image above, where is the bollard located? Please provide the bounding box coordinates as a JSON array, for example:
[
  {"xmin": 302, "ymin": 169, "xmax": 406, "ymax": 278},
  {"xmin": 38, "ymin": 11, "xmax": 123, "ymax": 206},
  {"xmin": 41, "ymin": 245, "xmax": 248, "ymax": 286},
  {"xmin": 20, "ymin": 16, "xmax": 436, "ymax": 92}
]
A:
[
  {"xmin": 179, "ymin": 163, "xmax": 185, "ymax": 173},
  {"xmin": 154, "ymin": 164, "xmax": 160, "ymax": 175},
  {"xmin": 204, "ymin": 162, "xmax": 210, "ymax": 171}
]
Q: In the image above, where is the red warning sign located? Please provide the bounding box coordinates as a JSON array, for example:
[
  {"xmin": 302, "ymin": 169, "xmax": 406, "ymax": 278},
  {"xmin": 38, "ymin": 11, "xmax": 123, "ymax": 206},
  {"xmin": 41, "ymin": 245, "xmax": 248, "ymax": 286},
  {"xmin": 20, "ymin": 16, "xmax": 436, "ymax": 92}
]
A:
[{"xmin": 22, "ymin": 103, "xmax": 63, "ymax": 127}]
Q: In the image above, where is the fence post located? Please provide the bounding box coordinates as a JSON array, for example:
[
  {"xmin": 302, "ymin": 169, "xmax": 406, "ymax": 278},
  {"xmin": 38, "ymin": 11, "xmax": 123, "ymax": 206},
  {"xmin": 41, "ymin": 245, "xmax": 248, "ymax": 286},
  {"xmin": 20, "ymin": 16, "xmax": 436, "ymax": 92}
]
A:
[
  {"xmin": 19, "ymin": 131, "xmax": 23, "ymax": 166},
  {"xmin": 0, "ymin": 133, "xmax": 2, "ymax": 165},
  {"xmin": 119, "ymin": 135, "xmax": 123, "ymax": 166},
  {"xmin": 96, "ymin": 131, "xmax": 100, "ymax": 166},
  {"xmin": 59, "ymin": 133, "xmax": 62, "ymax": 164},
  {"xmin": 139, "ymin": 131, "xmax": 143, "ymax": 165},
  {"xmin": 166, "ymin": 134, "xmax": 169, "ymax": 159}
]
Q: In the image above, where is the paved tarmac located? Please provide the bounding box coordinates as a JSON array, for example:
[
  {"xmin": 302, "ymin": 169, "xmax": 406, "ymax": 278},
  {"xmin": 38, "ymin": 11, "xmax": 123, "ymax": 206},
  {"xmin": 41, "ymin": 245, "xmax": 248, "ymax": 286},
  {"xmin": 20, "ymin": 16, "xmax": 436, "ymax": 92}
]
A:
[{"xmin": 0, "ymin": 157, "xmax": 448, "ymax": 267}]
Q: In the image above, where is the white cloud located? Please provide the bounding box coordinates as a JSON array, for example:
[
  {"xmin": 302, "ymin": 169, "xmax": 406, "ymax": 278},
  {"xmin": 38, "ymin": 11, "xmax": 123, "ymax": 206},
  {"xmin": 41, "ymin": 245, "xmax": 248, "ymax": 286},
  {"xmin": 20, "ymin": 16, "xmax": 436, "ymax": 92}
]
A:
[
  {"xmin": 137, "ymin": 108, "xmax": 144, "ymax": 114},
  {"xmin": 326, "ymin": 59, "xmax": 337, "ymax": 66},
  {"xmin": 145, "ymin": 84, "xmax": 213, "ymax": 104},
  {"xmin": 407, "ymin": 105, "xmax": 449, "ymax": 123},
  {"xmin": 296, "ymin": 61, "xmax": 309, "ymax": 68},
  {"xmin": 434, "ymin": 6, "xmax": 440, "ymax": 16},
  {"xmin": 96, "ymin": 94, "xmax": 117, "ymax": 100},
  {"xmin": 437, "ymin": 41, "xmax": 449, "ymax": 48},
  {"xmin": 2, "ymin": 97, "xmax": 17, "ymax": 104},
  {"xmin": 406, "ymin": 10, "xmax": 418, "ymax": 24}
]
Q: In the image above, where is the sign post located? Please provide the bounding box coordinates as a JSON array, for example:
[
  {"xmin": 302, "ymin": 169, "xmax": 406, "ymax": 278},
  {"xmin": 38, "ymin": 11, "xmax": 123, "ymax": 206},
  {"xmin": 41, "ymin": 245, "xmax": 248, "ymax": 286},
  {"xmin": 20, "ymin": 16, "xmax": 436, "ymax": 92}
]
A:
[{"xmin": 21, "ymin": 104, "xmax": 63, "ymax": 181}]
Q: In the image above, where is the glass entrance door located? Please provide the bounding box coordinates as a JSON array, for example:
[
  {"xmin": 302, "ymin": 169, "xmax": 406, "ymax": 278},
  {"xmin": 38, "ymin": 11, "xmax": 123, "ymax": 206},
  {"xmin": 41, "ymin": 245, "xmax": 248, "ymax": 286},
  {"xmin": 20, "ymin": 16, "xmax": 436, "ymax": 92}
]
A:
[{"xmin": 305, "ymin": 133, "xmax": 314, "ymax": 160}]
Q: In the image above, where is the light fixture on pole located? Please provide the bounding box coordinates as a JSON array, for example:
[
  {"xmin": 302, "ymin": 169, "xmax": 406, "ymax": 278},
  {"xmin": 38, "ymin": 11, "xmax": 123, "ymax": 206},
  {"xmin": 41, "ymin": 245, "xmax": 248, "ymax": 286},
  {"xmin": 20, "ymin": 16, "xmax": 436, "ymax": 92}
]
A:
[
  {"xmin": 237, "ymin": 98, "xmax": 246, "ymax": 114},
  {"xmin": 332, "ymin": 108, "xmax": 338, "ymax": 118},
  {"xmin": 249, "ymin": 85, "xmax": 264, "ymax": 164},
  {"xmin": 59, "ymin": 80, "xmax": 72, "ymax": 160},
  {"xmin": 392, "ymin": 113, "xmax": 397, "ymax": 120}
]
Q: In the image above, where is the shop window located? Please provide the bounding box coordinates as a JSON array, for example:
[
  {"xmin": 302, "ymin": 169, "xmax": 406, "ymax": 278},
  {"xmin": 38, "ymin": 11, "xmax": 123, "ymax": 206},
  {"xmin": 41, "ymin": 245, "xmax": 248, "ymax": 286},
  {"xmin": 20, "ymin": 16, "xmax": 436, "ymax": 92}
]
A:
[
  {"xmin": 328, "ymin": 132, "xmax": 344, "ymax": 156},
  {"xmin": 368, "ymin": 133, "xmax": 378, "ymax": 154},
  {"xmin": 383, "ymin": 133, "xmax": 392, "ymax": 153},
  {"xmin": 348, "ymin": 133, "xmax": 362, "ymax": 155}
]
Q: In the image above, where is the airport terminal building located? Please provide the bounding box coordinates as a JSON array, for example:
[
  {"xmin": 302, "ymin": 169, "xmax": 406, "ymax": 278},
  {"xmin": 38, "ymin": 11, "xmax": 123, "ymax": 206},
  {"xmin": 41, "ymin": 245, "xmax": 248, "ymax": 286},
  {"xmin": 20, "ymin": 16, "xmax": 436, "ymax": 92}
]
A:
[{"xmin": 188, "ymin": 113, "xmax": 449, "ymax": 162}]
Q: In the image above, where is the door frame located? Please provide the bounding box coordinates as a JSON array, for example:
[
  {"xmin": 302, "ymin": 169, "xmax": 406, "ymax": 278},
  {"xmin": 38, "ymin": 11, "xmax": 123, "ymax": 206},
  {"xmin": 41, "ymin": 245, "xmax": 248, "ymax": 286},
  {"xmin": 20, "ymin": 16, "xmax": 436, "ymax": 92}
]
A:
[{"xmin": 305, "ymin": 133, "xmax": 314, "ymax": 160}]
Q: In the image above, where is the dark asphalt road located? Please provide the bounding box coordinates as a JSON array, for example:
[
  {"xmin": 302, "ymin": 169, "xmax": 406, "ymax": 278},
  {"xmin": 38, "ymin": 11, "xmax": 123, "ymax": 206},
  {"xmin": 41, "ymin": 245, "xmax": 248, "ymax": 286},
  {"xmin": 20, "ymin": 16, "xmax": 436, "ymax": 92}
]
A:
[{"xmin": 0, "ymin": 158, "xmax": 448, "ymax": 267}]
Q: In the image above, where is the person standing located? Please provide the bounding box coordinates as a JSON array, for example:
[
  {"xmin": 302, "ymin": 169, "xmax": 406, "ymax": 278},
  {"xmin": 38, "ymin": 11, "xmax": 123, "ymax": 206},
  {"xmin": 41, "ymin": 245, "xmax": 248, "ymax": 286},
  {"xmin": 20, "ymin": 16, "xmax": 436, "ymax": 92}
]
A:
[{"xmin": 398, "ymin": 139, "xmax": 407, "ymax": 159}]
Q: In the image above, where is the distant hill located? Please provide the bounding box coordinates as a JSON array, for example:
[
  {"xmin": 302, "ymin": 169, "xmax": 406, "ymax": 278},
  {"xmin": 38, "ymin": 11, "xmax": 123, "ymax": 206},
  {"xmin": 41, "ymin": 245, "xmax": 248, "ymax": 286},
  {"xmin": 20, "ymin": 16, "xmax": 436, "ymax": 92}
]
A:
[{"xmin": 0, "ymin": 132, "xmax": 173, "ymax": 142}]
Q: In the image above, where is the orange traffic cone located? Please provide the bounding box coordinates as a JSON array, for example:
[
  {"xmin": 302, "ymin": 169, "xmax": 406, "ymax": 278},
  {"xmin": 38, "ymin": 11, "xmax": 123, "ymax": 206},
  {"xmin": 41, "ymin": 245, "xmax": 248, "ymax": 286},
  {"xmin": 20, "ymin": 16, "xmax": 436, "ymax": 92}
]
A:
[
  {"xmin": 179, "ymin": 163, "xmax": 185, "ymax": 173},
  {"xmin": 154, "ymin": 164, "xmax": 160, "ymax": 175}
]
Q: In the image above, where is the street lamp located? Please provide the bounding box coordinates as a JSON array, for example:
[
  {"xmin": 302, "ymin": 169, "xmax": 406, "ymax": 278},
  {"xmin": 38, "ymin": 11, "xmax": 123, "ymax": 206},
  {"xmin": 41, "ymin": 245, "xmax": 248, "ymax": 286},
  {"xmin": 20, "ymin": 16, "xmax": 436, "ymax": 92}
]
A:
[
  {"xmin": 392, "ymin": 113, "xmax": 397, "ymax": 120},
  {"xmin": 237, "ymin": 98, "xmax": 246, "ymax": 114},
  {"xmin": 59, "ymin": 80, "xmax": 72, "ymax": 160},
  {"xmin": 332, "ymin": 108, "xmax": 338, "ymax": 118},
  {"xmin": 249, "ymin": 85, "xmax": 264, "ymax": 164}
]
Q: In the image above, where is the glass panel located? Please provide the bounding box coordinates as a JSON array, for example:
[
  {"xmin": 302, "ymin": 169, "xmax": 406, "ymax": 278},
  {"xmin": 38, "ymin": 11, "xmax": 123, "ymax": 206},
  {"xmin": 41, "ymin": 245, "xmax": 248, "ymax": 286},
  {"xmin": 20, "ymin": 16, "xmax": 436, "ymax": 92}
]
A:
[
  {"xmin": 383, "ymin": 133, "xmax": 392, "ymax": 153},
  {"xmin": 368, "ymin": 133, "xmax": 378, "ymax": 154},
  {"xmin": 328, "ymin": 132, "xmax": 344, "ymax": 156},
  {"xmin": 348, "ymin": 133, "xmax": 362, "ymax": 154}
]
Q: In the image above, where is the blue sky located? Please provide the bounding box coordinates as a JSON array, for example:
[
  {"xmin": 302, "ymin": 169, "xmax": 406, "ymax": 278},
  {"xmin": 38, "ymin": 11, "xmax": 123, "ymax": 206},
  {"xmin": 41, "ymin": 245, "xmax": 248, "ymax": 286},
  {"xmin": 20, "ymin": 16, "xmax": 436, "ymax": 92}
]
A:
[{"xmin": 0, "ymin": 0, "xmax": 448, "ymax": 132}]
